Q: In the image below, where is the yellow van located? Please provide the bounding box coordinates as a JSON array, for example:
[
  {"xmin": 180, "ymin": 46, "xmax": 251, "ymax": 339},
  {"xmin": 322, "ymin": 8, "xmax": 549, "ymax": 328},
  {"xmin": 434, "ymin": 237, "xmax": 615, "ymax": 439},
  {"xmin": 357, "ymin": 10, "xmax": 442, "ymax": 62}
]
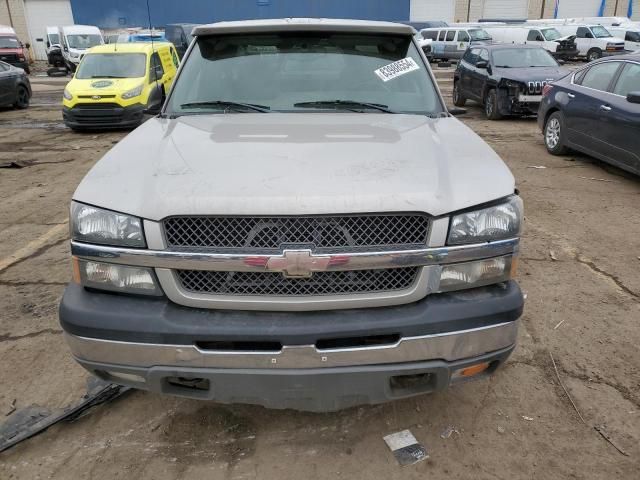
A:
[{"xmin": 62, "ymin": 42, "xmax": 179, "ymax": 130}]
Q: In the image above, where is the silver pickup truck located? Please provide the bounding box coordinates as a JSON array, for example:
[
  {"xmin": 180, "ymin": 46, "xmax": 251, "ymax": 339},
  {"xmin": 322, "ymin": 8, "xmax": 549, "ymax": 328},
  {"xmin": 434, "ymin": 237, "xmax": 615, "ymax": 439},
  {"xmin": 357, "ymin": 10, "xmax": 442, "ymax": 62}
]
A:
[{"xmin": 60, "ymin": 18, "xmax": 524, "ymax": 412}]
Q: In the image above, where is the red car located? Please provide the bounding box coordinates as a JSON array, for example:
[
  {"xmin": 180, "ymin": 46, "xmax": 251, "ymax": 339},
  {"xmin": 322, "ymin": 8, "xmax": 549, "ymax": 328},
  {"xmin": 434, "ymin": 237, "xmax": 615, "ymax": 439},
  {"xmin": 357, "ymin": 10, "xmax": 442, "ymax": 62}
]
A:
[{"xmin": 0, "ymin": 28, "xmax": 30, "ymax": 74}]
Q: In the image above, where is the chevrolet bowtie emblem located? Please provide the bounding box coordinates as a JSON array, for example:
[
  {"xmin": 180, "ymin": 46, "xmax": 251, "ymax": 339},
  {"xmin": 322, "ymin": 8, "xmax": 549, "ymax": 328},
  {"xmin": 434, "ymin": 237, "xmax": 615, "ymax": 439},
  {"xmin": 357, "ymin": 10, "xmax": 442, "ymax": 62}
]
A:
[{"xmin": 266, "ymin": 249, "xmax": 332, "ymax": 278}]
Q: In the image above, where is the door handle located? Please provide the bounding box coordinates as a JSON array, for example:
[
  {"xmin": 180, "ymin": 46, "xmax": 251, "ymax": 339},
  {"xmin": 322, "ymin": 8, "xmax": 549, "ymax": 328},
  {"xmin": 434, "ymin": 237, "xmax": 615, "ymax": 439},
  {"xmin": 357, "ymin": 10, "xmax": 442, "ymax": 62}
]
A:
[
  {"xmin": 600, "ymin": 105, "xmax": 612, "ymax": 112},
  {"xmin": 567, "ymin": 93, "xmax": 575, "ymax": 98}
]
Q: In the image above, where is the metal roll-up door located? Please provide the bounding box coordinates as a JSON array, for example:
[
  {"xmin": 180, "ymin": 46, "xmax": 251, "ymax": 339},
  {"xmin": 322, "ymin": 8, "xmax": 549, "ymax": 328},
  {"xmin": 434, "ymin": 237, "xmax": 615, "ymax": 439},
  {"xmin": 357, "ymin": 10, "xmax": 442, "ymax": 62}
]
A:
[
  {"xmin": 556, "ymin": 0, "xmax": 602, "ymax": 18},
  {"xmin": 24, "ymin": 0, "xmax": 74, "ymax": 60},
  {"xmin": 410, "ymin": 0, "xmax": 455, "ymax": 22},
  {"xmin": 482, "ymin": 0, "xmax": 529, "ymax": 19}
]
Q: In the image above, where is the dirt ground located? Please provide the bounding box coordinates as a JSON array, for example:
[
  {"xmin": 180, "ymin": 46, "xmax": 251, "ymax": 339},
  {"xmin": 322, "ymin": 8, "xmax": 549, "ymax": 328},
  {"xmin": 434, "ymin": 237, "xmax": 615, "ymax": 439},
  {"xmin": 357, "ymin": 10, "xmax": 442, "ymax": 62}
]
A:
[{"xmin": 0, "ymin": 68, "xmax": 638, "ymax": 479}]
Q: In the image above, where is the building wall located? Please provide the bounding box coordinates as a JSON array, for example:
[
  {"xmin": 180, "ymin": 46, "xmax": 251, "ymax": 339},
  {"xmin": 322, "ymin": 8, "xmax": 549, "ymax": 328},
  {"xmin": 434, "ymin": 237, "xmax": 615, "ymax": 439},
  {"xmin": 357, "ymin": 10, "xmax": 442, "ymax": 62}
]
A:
[
  {"xmin": 70, "ymin": 0, "xmax": 410, "ymax": 29},
  {"xmin": 0, "ymin": 0, "xmax": 30, "ymax": 46}
]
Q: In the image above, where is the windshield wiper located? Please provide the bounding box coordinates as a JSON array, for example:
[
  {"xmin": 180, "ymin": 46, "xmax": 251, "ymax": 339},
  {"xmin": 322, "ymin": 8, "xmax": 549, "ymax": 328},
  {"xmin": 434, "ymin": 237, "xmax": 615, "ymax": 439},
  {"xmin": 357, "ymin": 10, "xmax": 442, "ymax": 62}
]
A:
[
  {"xmin": 179, "ymin": 101, "xmax": 270, "ymax": 113},
  {"xmin": 293, "ymin": 100, "xmax": 396, "ymax": 113},
  {"xmin": 494, "ymin": 65, "xmax": 511, "ymax": 68},
  {"xmin": 89, "ymin": 75, "xmax": 127, "ymax": 78}
]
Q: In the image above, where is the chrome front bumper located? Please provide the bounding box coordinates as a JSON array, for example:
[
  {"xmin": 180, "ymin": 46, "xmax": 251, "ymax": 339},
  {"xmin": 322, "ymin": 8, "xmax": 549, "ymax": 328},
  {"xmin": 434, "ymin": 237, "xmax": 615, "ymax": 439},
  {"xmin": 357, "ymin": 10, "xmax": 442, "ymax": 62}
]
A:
[{"xmin": 64, "ymin": 320, "xmax": 518, "ymax": 370}]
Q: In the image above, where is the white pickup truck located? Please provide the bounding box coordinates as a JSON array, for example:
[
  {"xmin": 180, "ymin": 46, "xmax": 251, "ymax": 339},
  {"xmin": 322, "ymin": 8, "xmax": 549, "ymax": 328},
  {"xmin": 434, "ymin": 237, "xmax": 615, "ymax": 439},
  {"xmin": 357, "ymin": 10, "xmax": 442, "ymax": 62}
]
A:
[{"xmin": 60, "ymin": 18, "xmax": 524, "ymax": 412}]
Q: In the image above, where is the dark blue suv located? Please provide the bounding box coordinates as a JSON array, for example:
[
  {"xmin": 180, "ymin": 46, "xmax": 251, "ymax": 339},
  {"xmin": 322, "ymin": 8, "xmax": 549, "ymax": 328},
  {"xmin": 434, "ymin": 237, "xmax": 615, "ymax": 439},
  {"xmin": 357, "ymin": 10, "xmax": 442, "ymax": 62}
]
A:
[{"xmin": 538, "ymin": 54, "xmax": 640, "ymax": 176}]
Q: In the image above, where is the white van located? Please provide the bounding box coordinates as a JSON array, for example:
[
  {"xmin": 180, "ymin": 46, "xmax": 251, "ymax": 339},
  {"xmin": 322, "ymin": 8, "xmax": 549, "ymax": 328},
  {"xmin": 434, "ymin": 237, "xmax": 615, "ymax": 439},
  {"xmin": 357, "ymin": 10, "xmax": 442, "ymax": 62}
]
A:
[
  {"xmin": 546, "ymin": 24, "xmax": 626, "ymax": 61},
  {"xmin": 607, "ymin": 26, "xmax": 640, "ymax": 52},
  {"xmin": 421, "ymin": 26, "xmax": 492, "ymax": 61},
  {"xmin": 482, "ymin": 25, "xmax": 579, "ymax": 60},
  {"xmin": 58, "ymin": 25, "xmax": 104, "ymax": 72}
]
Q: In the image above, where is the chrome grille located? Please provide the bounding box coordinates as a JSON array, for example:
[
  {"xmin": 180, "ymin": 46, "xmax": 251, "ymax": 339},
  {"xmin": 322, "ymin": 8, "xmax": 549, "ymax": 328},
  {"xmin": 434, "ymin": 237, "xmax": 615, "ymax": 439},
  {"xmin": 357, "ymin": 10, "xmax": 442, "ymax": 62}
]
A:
[
  {"xmin": 176, "ymin": 267, "xmax": 419, "ymax": 296},
  {"xmin": 163, "ymin": 214, "xmax": 430, "ymax": 252}
]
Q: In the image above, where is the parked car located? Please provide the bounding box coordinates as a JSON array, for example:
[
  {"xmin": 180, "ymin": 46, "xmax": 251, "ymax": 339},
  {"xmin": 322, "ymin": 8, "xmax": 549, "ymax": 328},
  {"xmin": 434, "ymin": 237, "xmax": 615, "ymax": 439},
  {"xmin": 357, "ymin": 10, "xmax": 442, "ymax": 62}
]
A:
[
  {"xmin": 421, "ymin": 26, "xmax": 493, "ymax": 61},
  {"xmin": 59, "ymin": 18, "xmax": 524, "ymax": 412},
  {"xmin": 58, "ymin": 25, "xmax": 104, "ymax": 72},
  {"xmin": 607, "ymin": 27, "xmax": 640, "ymax": 52},
  {"xmin": 481, "ymin": 25, "xmax": 579, "ymax": 60},
  {"xmin": 454, "ymin": 44, "xmax": 570, "ymax": 119},
  {"xmin": 539, "ymin": 54, "xmax": 640, "ymax": 176},
  {"xmin": 0, "ymin": 25, "xmax": 30, "ymax": 73},
  {"xmin": 165, "ymin": 23, "xmax": 199, "ymax": 58},
  {"xmin": 105, "ymin": 30, "xmax": 166, "ymax": 44},
  {"xmin": 0, "ymin": 60, "xmax": 31, "ymax": 108},
  {"xmin": 546, "ymin": 24, "xmax": 626, "ymax": 61},
  {"xmin": 62, "ymin": 42, "xmax": 179, "ymax": 130},
  {"xmin": 413, "ymin": 31, "xmax": 433, "ymax": 61}
]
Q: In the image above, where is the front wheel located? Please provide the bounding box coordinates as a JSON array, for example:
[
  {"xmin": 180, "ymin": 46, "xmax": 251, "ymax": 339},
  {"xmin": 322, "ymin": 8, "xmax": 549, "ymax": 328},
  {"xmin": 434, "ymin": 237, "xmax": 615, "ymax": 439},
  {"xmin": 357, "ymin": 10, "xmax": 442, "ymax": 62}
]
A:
[
  {"xmin": 544, "ymin": 111, "xmax": 569, "ymax": 155},
  {"xmin": 484, "ymin": 89, "xmax": 502, "ymax": 120},
  {"xmin": 453, "ymin": 81, "xmax": 466, "ymax": 107},
  {"xmin": 14, "ymin": 85, "xmax": 29, "ymax": 109},
  {"xmin": 587, "ymin": 48, "xmax": 602, "ymax": 62}
]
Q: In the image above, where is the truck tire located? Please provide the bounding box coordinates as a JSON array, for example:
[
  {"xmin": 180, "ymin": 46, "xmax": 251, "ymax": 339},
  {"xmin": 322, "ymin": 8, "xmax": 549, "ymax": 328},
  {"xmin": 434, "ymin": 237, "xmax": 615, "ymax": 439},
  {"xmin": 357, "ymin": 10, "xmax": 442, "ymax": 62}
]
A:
[
  {"xmin": 587, "ymin": 48, "xmax": 602, "ymax": 62},
  {"xmin": 14, "ymin": 85, "xmax": 29, "ymax": 109},
  {"xmin": 544, "ymin": 111, "xmax": 569, "ymax": 155},
  {"xmin": 484, "ymin": 89, "xmax": 502, "ymax": 120},
  {"xmin": 453, "ymin": 81, "xmax": 466, "ymax": 107}
]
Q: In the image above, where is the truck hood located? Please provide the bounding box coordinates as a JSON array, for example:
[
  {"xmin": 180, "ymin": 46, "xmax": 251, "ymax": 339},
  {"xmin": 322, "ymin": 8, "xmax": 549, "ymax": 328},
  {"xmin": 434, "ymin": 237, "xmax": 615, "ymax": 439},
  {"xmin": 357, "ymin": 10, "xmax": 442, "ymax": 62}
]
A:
[
  {"xmin": 73, "ymin": 113, "xmax": 515, "ymax": 220},
  {"xmin": 494, "ymin": 66, "xmax": 570, "ymax": 83}
]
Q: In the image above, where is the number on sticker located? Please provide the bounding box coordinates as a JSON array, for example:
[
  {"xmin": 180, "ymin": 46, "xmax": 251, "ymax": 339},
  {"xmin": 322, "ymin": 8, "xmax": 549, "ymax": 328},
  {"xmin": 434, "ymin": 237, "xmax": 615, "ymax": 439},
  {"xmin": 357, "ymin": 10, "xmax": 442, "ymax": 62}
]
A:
[{"xmin": 374, "ymin": 57, "xmax": 420, "ymax": 82}]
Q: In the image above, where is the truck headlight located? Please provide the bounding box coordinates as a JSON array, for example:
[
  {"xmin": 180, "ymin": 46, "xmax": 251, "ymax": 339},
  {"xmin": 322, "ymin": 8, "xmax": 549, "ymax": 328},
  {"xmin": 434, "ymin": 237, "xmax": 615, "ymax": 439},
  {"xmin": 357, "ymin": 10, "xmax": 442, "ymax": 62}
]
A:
[
  {"xmin": 71, "ymin": 202, "xmax": 145, "ymax": 247},
  {"xmin": 75, "ymin": 259, "xmax": 162, "ymax": 296},
  {"xmin": 63, "ymin": 88, "xmax": 73, "ymax": 100},
  {"xmin": 438, "ymin": 256, "xmax": 515, "ymax": 292},
  {"xmin": 448, "ymin": 196, "xmax": 523, "ymax": 245},
  {"xmin": 69, "ymin": 52, "xmax": 80, "ymax": 59},
  {"xmin": 122, "ymin": 84, "xmax": 144, "ymax": 99}
]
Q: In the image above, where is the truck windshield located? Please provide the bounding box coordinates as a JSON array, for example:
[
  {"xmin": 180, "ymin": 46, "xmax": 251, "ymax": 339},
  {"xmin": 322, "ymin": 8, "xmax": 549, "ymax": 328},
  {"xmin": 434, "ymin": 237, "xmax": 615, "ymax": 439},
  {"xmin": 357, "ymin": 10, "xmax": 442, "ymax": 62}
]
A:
[
  {"xmin": 591, "ymin": 26, "xmax": 612, "ymax": 38},
  {"xmin": 76, "ymin": 53, "xmax": 147, "ymax": 79},
  {"xmin": 469, "ymin": 29, "xmax": 491, "ymax": 41},
  {"xmin": 541, "ymin": 28, "xmax": 562, "ymax": 41},
  {"xmin": 0, "ymin": 36, "xmax": 20, "ymax": 49},
  {"xmin": 66, "ymin": 34, "xmax": 102, "ymax": 49},
  {"xmin": 48, "ymin": 33, "xmax": 60, "ymax": 45},
  {"xmin": 166, "ymin": 32, "xmax": 442, "ymax": 116},
  {"xmin": 492, "ymin": 48, "xmax": 558, "ymax": 68}
]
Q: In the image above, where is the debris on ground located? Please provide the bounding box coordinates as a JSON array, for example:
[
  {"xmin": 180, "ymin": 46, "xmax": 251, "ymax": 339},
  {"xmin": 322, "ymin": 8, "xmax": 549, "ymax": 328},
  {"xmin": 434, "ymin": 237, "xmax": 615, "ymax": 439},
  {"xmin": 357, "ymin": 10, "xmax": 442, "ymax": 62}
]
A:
[
  {"xmin": 497, "ymin": 426, "xmax": 506, "ymax": 434},
  {"xmin": 554, "ymin": 319, "xmax": 566, "ymax": 330},
  {"xmin": 522, "ymin": 416, "xmax": 534, "ymax": 422},
  {"xmin": 549, "ymin": 250, "xmax": 558, "ymax": 261},
  {"xmin": 0, "ymin": 160, "xmax": 33, "ymax": 169},
  {"xmin": 0, "ymin": 377, "xmax": 130, "ymax": 453},
  {"xmin": 4, "ymin": 399, "xmax": 16, "ymax": 417},
  {"xmin": 440, "ymin": 425, "xmax": 460, "ymax": 439},
  {"xmin": 594, "ymin": 425, "xmax": 629, "ymax": 457},
  {"xmin": 383, "ymin": 429, "xmax": 429, "ymax": 466},
  {"xmin": 550, "ymin": 352, "xmax": 586, "ymax": 424},
  {"xmin": 578, "ymin": 176, "xmax": 619, "ymax": 183},
  {"xmin": 528, "ymin": 165, "xmax": 547, "ymax": 169}
]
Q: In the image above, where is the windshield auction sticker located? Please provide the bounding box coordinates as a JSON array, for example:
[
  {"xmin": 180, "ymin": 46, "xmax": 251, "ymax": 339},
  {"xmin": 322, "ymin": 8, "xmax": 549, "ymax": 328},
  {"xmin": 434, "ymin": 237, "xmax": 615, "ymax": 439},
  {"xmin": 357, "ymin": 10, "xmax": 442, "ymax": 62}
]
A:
[{"xmin": 374, "ymin": 57, "xmax": 420, "ymax": 82}]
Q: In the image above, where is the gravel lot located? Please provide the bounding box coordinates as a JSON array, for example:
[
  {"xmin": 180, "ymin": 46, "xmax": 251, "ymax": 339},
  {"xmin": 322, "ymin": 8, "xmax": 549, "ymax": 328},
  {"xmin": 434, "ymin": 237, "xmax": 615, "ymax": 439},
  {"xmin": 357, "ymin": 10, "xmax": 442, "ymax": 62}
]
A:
[{"xmin": 0, "ymin": 68, "xmax": 638, "ymax": 479}]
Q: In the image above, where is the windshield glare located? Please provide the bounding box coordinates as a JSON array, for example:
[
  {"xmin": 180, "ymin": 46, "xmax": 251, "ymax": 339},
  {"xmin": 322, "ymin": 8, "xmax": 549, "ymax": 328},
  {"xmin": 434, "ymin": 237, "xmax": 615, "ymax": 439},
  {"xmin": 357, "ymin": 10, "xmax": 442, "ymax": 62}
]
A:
[
  {"xmin": 66, "ymin": 34, "xmax": 102, "ymax": 49},
  {"xmin": 492, "ymin": 48, "xmax": 558, "ymax": 68},
  {"xmin": 0, "ymin": 36, "xmax": 20, "ymax": 49},
  {"xmin": 591, "ymin": 26, "xmax": 612, "ymax": 38},
  {"xmin": 76, "ymin": 53, "xmax": 147, "ymax": 79},
  {"xmin": 469, "ymin": 29, "xmax": 491, "ymax": 41},
  {"xmin": 167, "ymin": 32, "xmax": 442, "ymax": 115},
  {"xmin": 542, "ymin": 28, "xmax": 562, "ymax": 41}
]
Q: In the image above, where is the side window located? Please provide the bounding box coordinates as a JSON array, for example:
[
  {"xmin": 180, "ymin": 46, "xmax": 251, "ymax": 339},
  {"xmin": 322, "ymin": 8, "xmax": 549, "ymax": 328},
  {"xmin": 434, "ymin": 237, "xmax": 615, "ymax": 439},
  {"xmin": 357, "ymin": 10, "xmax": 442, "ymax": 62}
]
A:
[
  {"xmin": 150, "ymin": 52, "xmax": 165, "ymax": 82},
  {"xmin": 458, "ymin": 31, "xmax": 470, "ymax": 42},
  {"xmin": 478, "ymin": 49, "xmax": 489, "ymax": 63},
  {"xmin": 422, "ymin": 30, "xmax": 438, "ymax": 40},
  {"xmin": 438, "ymin": 30, "xmax": 446, "ymax": 41},
  {"xmin": 446, "ymin": 30, "xmax": 456, "ymax": 42},
  {"xmin": 579, "ymin": 62, "xmax": 622, "ymax": 91},
  {"xmin": 613, "ymin": 62, "xmax": 640, "ymax": 97},
  {"xmin": 170, "ymin": 47, "xmax": 179, "ymax": 68},
  {"xmin": 0, "ymin": 62, "xmax": 8, "ymax": 72},
  {"xmin": 527, "ymin": 30, "xmax": 542, "ymax": 41},
  {"xmin": 577, "ymin": 27, "xmax": 592, "ymax": 39}
]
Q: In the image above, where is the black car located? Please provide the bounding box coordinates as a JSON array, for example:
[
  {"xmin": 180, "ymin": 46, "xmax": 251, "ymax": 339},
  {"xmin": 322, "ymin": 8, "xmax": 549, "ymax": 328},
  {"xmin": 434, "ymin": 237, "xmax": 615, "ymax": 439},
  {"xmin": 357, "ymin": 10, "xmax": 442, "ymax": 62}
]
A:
[
  {"xmin": 0, "ymin": 60, "xmax": 31, "ymax": 109},
  {"xmin": 539, "ymin": 54, "xmax": 640, "ymax": 176},
  {"xmin": 165, "ymin": 23, "xmax": 199, "ymax": 59},
  {"xmin": 453, "ymin": 44, "xmax": 570, "ymax": 120}
]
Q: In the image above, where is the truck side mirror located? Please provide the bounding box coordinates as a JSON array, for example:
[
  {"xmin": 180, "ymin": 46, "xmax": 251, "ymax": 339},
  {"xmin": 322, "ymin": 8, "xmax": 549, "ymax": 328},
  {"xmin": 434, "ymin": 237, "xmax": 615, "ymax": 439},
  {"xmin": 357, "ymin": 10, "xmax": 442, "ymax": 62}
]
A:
[
  {"xmin": 476, "ymin": 60, "xmax": 488, "ymax": 69},
  {"xmin": 627, "ymin": 92, "xmax": 640, "ymax": 104}
]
